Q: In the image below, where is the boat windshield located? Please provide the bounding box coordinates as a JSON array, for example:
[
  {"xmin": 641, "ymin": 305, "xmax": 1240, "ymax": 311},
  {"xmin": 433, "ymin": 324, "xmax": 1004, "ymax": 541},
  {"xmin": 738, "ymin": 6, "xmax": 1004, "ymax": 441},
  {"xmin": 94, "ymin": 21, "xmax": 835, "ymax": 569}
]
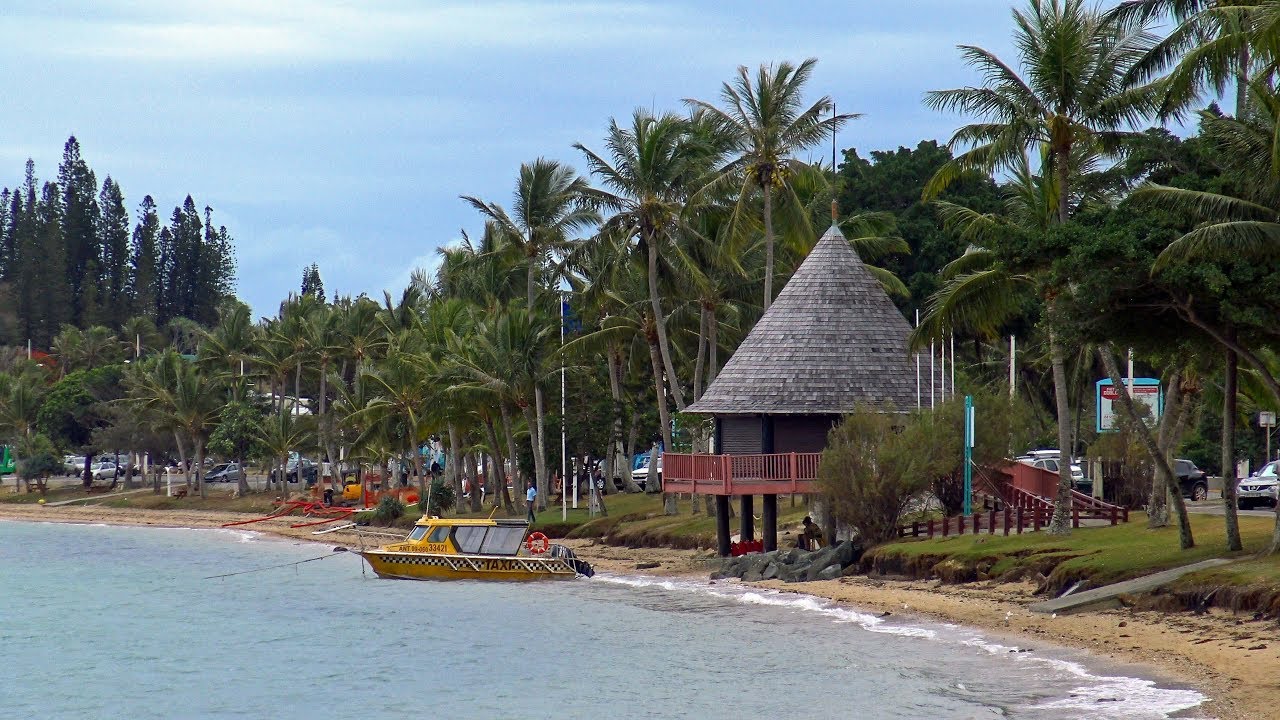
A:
[
  {"xmin": 407, "ymin": 526, "xmax": 428, "ymax": 542},
  {"xmin": 452, "ymin": 525, "xmax": 526, "ymax": 555}
]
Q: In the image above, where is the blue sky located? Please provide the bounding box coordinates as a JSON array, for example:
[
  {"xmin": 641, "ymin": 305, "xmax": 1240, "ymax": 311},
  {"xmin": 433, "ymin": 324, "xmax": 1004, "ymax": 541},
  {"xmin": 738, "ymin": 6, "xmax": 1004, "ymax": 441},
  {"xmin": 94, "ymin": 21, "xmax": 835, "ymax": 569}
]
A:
[{"xmin": 0, "ymin": 1, "xmax": 1103, "ymax": 316}]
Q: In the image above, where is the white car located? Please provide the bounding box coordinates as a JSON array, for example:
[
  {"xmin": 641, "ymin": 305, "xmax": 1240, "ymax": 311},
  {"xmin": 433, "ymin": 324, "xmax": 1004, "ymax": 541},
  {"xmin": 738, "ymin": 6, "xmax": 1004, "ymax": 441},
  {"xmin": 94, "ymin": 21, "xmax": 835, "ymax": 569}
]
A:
[
  {"xmin": 1237, "ymin": 462, "xmax": 1279, "ymax": 510},
  {"xmin": 89, "ymin": 461, "xmax": 118, "ymax": 480},
  {"xmin": 1018, "ymin": 453, "xmax": 1085, "ymax": 487},
  {"xmin": 631, "ymin": 455, "xmax": 662, "ymax": 490}
]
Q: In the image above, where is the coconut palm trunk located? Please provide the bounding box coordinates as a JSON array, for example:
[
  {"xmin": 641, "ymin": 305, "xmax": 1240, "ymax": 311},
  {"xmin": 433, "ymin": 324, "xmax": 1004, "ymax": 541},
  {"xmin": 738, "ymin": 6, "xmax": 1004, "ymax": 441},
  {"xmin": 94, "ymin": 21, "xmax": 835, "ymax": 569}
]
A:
[
  {"xmin": 534, "ymin": 385, "xmax": 550, "ymax": 510},
  {"xmin": 194, "ymin": 437, "xmax": 206, "ymax": 500},
  {"xmin": 1223, "ymin": 342, "xmax": 1242, "ymax": 551},
  {"xmin": 447, "ymin": 423, "xmax": 465, "ymax": 512},
  {"xmin": 174, "ymin": 432, "xmax": 190, "ymax": 488},
  {"xmin": 646, "ymin": 235, "xmax": 686, "ymax": 412},
  {"xmin": 1046, "ymin": 328, "xmax": 1075, "ymax": 535},
  {"xmin": 607, "ymin": 349, "xmax": 642, "ymax": 493},
  {"xmin": 482, "ymin": 417, "xmax": 513, "ymax": 513},
  {"xmin": 763, "ymin": 181, "xmax": 775, "ymax": 310}
]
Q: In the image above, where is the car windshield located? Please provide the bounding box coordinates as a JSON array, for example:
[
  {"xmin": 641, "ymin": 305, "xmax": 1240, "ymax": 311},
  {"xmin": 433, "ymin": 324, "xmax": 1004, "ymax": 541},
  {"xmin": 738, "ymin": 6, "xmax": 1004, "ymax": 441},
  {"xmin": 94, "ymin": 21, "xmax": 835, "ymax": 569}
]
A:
[
  {"xmin": 1261, "ymin": 463, "xmax": 1278, "ymax": 478},
  {"xmin": 211, "ymin": 464, "xmax": 228, "ymax": 472}
]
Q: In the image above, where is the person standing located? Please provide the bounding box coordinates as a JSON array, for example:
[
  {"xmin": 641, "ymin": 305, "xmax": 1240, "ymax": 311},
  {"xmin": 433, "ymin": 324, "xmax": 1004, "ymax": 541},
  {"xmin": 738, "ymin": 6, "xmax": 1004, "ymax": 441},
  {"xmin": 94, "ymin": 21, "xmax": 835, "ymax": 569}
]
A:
[{"xmin": 526, "ymin": 481, "xmax": 538, "ymax": 523}]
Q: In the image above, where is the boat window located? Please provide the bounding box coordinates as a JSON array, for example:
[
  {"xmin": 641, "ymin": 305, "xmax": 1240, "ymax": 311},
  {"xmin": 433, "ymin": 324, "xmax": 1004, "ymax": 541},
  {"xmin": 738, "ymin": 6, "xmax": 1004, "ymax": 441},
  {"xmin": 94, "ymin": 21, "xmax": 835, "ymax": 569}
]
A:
[
  {"xmin": 427, "ymin": 526, "xmax": 451, "ymax": 543},
  {"xmin": 453, "ymin": 526, "xmax": 487, "ymax": 554},
  {"xmin": 407, "ymin": 526, "xmax": 428, "ymax": 542},
  {"xmin": 479, "ymin": 526, "xmax": 525, "ymax": 555}
]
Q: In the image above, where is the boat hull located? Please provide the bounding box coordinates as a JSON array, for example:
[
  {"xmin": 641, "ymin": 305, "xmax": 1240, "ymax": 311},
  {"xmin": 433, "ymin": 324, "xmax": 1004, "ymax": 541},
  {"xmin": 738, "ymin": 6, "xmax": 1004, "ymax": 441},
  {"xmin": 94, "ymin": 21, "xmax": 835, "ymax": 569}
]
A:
[{"xmin": 359, "ymin": 550, "xmax": 579, "ymax": 581}]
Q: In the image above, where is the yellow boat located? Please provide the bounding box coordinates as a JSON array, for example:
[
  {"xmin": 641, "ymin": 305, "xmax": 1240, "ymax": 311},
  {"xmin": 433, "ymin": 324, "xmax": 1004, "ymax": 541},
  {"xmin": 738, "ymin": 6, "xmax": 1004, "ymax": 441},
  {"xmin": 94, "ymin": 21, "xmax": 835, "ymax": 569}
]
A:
[{"xmin": 359, "ymin": 516, "xmax": 593, "ymax": 581}]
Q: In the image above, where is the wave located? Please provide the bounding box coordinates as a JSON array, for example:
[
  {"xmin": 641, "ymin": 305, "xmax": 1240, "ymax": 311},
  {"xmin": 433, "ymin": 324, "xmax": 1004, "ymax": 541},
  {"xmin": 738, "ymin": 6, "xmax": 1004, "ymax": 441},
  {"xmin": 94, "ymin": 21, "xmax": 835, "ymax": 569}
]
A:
[{"xmin": 595, "ymin": 573, "xmax": 1207, "ymax": 719}]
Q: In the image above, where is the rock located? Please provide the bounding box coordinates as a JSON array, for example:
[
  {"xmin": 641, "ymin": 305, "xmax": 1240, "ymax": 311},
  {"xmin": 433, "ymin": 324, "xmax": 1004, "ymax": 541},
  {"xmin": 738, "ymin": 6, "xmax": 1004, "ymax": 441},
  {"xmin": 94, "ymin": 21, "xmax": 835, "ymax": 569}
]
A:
[
  {"xmin": 635, "ymin": 561, "xmax": 660, "ymax": 570},
  {"xmin": 777, "ymin": 548, "xmax": 802, "ymax": 565},
  {"xmin": 816, "ymin": 564, "xmax": 842, "ymax": 581},
  {"xmin": 762, "ymin": 562, "xmax": 779, "ymax": 581},
  {"xmin": 808, "ymin": 545, "xmax": 840, "ymax": 573},
  {"xmin": 835, "ymin": 539, "xmax": 862, "ymax": 567},
  {"xmin": 742, "ymin": 567, "xmax": 764, "ymax": 582}
]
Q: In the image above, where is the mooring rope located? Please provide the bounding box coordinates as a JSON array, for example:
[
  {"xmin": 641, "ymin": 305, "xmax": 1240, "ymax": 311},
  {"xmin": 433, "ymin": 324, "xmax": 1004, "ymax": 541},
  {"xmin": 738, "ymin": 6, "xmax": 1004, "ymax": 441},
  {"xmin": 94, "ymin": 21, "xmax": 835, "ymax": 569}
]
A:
[{"xmin": 203, "ymin": 547, "xmax": 349, "ymax": 579}]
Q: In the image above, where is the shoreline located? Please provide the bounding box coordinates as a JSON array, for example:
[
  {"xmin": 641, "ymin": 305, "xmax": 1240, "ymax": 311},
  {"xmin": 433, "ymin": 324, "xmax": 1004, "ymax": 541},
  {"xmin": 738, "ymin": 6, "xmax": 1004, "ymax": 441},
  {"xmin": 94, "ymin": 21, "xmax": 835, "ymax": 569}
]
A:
[{"xmin": 2, "ymin": 503, "xmax": 1270, "ymax": 719}]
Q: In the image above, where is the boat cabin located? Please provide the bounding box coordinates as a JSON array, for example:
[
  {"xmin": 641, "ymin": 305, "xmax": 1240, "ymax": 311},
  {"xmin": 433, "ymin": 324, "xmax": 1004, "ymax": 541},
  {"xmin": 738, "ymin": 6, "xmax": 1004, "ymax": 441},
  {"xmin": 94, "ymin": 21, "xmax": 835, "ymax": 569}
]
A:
[{"xmin": 392, "ymin": 517, "xmax": 531, "ymax": 557}]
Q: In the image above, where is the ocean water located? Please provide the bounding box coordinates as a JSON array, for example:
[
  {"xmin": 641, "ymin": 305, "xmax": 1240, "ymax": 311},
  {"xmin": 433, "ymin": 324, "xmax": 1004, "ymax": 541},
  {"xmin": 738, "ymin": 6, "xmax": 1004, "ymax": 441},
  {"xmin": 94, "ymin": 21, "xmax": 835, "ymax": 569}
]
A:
[{"xmin": 0, "ymin": 521, "xmax": 1207, "ymax": 719}]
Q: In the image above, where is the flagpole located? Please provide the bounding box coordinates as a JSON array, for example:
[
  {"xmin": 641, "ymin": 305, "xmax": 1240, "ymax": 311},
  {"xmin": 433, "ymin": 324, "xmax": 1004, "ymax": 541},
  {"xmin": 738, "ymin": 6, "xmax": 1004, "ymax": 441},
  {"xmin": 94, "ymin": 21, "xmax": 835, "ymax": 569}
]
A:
[
  {"xmin": 562, "ymin": 291, "xmax": 568, "ymax": 522},
  {"xmin": 915, "ymin": 310, "xmax": 921, "ymax": 409}
]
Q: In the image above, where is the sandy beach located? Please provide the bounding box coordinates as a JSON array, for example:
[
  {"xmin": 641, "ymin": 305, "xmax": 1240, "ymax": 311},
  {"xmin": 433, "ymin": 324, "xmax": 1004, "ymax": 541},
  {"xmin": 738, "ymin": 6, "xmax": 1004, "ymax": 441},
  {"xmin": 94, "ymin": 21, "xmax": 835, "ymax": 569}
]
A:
[{"xmin": 4, "ymin": 502, "xmax": 1276, "ymax": 719}]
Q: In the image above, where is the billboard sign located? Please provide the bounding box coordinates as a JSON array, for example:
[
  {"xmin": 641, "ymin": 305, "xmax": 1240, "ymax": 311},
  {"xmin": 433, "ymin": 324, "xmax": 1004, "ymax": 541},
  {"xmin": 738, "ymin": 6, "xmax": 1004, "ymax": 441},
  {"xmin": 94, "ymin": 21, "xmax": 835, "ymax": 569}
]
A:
[{"xmin": 1096, "ymin": 378, "xmax": 1162, "ymax": 432}]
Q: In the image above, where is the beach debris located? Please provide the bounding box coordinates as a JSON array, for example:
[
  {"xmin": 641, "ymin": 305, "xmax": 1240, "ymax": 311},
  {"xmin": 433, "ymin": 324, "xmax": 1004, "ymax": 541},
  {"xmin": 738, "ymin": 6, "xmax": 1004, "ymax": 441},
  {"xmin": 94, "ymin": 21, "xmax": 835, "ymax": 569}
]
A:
[{"xmin": 635, "ymin": 561, "xmax": 660, "ymax": 570}]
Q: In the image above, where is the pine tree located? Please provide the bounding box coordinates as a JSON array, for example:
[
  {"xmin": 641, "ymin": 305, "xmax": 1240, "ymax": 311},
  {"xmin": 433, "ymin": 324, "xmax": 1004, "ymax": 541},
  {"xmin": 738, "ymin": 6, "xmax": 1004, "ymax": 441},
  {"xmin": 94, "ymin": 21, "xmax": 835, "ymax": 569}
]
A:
[
  {"xmin": 80, "ymin": 257, "xmax": 105, "ymax": 326},
  {"xmin": 57, "ymin": 137, "xmax": 101, "ymax": 325},
  {"xmin": 98, "ymin": 177, "xmax": 130, "ymax": 325},
  {"xmin": 13, "ymin": 161, "xmax": 39, "ymax": 343},
  {"xmin": 32, "ymin": 181, "xmax": 70, "ymax": 345},
  {"xmin": 155, "ymin": 226, "xmax": 175, "ymax": 323},
  {"xmin": 300, "ymin": 263, "xmax": 324, "ymax": 301},
  {"xmin": 128, "ymin": 195, "xmax": 159, "ymax": 319},
  {"xmin": 0, "ymin": 188, "xmax": 12, "ymax": 280}
]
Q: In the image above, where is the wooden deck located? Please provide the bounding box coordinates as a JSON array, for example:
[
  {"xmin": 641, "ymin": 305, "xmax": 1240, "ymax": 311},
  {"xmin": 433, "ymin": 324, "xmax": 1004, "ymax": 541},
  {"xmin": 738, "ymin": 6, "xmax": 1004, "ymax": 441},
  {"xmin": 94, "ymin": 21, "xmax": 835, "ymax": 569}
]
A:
[{"xmin": 662, "ymin": 452, "xmax": 821, "ymax": 496}]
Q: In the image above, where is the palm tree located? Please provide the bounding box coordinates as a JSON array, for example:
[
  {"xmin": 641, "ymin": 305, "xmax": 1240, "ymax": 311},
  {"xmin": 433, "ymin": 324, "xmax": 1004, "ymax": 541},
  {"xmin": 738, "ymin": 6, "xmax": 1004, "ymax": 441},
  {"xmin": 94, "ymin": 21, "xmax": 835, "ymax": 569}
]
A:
[
  {"xmin": 1109, "ymin": 0, "xmax": 1263, "ymax": 118},
  {"xmin": 259, "ymin": 409, "xmax": 317, "ymax": 501},
  {"xmin": 685, "ymin": 58, "xmax": 857, "ymax": 310},
  {"xmin": 461, "ymin": 158, "xmax": 600, "ymax": 310},
  {"xmin": 925, "ymin": 0, "xmax": 1160, "ymax": 534},
  {"xmin": 130, "ymin": 350, "xmax": 222, "ymax": 498},
  {"xmin": 0, "ymin": 373, "xmax": 45, "ymax": 492},
  {"xmin": 576, "ymin": 110, "xmax": 714, "ymax": 453},
  {"xmin": 353, "ymin": 333, "xmax": 438, "ymax": 504}
]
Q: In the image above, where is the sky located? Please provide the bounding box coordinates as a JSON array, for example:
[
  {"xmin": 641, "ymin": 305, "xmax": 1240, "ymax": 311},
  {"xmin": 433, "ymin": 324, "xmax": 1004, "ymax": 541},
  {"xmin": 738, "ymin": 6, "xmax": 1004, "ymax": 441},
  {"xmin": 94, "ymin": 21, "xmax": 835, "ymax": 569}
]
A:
[{"xmin": 0, "ymin": 0, "xmax": 1089, "ymax": 317}]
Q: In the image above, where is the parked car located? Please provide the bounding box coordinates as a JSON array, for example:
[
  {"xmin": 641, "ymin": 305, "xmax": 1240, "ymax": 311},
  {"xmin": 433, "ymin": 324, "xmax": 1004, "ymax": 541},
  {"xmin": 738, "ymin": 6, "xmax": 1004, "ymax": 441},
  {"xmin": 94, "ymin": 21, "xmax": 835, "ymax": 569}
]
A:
[
  {"xmin": 1237, "ymin": 461, "xmax": 1278, "ymax": 510},
  {"xmin": 274, "ymin": 457, "xmax": 317, "ymax": 484},
  {"xmin": 631, "ymin": 453, "xmax": 662, "ymax": 491},
  {"xmin": 206, "ymin": 462, "xmax": 244, "ymax": 483},
  {"xmin": 1174, "ymin": 459, "xmax": 1210, "ymax": 501},
  {"xmin": 1018, "ymin": 452, "xmax": 1087, "ymax": 491},
  {"xmin": 63, "ymin": 455, "xmax": 84, "ymax": 476},
  {"xmin": 89, "ymin": 461, "xmax": 118, "ymax": 481}
]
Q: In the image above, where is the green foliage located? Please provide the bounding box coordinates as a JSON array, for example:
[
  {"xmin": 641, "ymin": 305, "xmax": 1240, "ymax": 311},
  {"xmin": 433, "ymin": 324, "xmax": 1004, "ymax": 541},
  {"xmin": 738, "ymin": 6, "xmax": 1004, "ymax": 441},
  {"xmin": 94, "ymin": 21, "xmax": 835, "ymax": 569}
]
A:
[
  {"xmin": 15, "ymin": 433, "xmax": 59, "ymax": 480},
  {"xmin": 418, "ymin": 477, "xmax": 457, "ymax": 516},
  {"xmin": 819, "ymin": 406, "xmax": 953, "ymax": 545},
  {"xmin": 208, "ymin": 400, "xmax": 267, "ymax": 462},
  {"xmin": 36, "ymin": 365, "xmax": 124, "ymax": 451},
  {"xmin": 373, "ymin": 495, "xmax": 406, "ymax": 524}
]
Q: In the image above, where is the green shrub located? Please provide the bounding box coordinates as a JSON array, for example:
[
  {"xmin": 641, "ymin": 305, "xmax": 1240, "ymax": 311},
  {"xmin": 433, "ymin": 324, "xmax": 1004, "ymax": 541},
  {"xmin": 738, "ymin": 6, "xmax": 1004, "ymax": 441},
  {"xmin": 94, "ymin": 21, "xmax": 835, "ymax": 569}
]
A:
[
  {"xmin": 418, "ymin": 478, "xmax": 456, "ymax": 516},
  {"xmin": 373, "ymin": 496, "xmax": 406, "ymax": 524}
]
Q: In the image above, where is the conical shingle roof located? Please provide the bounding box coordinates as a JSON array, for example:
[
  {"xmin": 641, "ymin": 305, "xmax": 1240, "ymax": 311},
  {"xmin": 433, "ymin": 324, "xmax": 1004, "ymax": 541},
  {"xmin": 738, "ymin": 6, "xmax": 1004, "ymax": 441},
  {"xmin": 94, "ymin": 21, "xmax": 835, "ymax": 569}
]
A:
[{"xmin": 687, "ymin": 223, "xmax": 917, "ymax": 415}]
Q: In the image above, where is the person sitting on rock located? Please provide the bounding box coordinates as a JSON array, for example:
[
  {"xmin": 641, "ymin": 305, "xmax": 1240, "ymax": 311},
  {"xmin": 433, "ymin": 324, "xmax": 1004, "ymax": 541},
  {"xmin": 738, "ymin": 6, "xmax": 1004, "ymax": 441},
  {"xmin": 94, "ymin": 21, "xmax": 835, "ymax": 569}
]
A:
[{"xmin": 799, "ymin": 516, "xmax": 823, "ymax": 550}]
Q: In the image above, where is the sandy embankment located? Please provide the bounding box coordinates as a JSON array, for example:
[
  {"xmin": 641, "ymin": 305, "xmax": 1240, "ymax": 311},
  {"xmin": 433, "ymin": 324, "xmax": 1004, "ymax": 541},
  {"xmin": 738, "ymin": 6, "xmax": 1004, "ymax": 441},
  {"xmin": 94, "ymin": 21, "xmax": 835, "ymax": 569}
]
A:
[{"xmin": 4, "ymin": 502, "xmax": 1276, "ymax": 719}]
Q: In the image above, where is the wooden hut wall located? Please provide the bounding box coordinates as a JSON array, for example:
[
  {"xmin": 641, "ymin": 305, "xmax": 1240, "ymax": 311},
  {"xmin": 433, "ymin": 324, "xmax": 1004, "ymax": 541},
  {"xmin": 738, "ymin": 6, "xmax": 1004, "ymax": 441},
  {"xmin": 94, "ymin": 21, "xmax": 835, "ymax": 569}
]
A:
[
  {"xmin": 716, "ymin": 416, "xmax": 764, "ymax": 455},
  {"xmin": 771, "ymin": 415, "xmax": 838, "ymax": 454}
]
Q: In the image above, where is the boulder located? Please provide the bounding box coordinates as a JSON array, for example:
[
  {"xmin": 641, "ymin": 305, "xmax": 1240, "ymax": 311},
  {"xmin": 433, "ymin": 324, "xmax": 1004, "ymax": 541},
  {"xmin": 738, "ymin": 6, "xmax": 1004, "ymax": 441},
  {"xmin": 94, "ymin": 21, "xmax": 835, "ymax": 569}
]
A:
[
  {"xmin": 742, "ymin": 567, "xmax": 764, "ymax": 582},
  {"xmin": 777, "ymin": 548, "xmax": 803, "ymax": 565},
  {"xmin": 816, "ymin": 563, "xmax": 842, "ymax": 581},
  {"xmin": 762, "ymin": 562, "xmax": 779, "ymax": 581},
  {"xmin": 780, "ymin": 560, "xmax": 813, "ymax": 583},
  {"xmin": 835, "ymin": 539, "xmax": 863, "ymax": 567},
  {"xmin": 807, "ymin": 545, "xmax": 840, "ymax": 573}
]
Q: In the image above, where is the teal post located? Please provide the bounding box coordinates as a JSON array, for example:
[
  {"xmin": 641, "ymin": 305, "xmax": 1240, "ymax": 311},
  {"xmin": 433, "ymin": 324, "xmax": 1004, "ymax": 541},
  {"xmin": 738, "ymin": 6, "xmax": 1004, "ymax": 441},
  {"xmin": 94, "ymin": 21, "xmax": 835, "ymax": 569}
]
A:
[{"xmin": 963, "ymin": 395, "xmax": 974, "ymax": 516}]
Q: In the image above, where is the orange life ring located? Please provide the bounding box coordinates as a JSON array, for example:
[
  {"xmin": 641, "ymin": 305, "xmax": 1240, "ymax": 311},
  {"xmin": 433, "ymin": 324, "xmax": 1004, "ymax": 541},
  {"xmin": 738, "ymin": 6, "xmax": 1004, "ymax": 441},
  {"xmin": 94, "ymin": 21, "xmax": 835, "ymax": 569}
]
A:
[{"xmin": 525, "ymin": 531, "xmax": 550, "ymax": 555}]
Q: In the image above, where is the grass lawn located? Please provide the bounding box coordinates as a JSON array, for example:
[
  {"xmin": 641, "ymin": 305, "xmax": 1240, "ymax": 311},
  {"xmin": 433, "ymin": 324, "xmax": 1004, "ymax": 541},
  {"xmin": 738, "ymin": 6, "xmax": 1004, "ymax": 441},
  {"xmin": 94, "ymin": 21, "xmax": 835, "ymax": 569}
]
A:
[{"xmin": 868, "ymin": 512, "xmax": 1280, "ymax": 595}]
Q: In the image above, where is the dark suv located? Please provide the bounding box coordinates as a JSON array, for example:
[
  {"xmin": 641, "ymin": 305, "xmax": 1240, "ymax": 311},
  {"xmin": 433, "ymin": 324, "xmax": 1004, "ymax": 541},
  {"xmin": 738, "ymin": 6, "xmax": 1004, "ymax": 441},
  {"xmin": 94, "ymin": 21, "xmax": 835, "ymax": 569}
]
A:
[{"xmin": 1175, "ymin": 459, "xmax": 1209, "ymax": 501}]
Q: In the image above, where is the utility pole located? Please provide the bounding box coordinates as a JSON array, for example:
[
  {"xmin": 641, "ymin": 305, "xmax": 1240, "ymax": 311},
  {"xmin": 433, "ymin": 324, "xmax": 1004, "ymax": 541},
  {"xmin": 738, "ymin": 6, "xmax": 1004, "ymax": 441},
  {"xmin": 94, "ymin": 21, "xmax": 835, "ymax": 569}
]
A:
[{"xmin": 964, "ymin": 395, "xmax": 974, "ymax": 516}]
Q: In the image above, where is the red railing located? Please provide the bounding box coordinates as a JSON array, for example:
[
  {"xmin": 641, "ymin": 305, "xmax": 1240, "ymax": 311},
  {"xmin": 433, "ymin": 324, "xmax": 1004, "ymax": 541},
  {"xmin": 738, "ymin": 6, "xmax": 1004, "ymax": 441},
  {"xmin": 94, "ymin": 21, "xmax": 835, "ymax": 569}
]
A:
[{"xmin": 662, "ymin": 452, "xmax": 822, "ymax": 496}]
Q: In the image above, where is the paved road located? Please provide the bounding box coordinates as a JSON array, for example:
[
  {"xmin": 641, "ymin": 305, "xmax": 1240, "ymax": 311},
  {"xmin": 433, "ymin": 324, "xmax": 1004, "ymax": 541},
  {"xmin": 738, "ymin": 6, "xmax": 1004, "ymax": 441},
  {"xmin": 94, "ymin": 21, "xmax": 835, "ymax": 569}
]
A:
[{"xmin": 1184, "ymin": 499, "xmax": 1275, "ymax": 518}]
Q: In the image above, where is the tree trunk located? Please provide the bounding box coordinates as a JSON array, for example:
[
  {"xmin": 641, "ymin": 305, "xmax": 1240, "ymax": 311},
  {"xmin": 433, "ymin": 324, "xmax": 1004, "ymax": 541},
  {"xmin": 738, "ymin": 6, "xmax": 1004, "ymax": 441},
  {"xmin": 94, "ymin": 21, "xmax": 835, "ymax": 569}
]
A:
[
  {"xmin": 646, "ymin": 232, "xmax": 686, "ymax": 411},
  {"xmin": 237, "ymin": 454, "xmax": 251, "ymax": 496},
  {"xmin": 646, "ymin": 334, "xmax": 674, "ymax": 513},
  {"xmin": 294, "ymin": 361, "xmax": 303, "ymax": 416},
  {"xmin": 534, "ymin": 385, "xmax": 549, "ymax": 510},
  {"xmin": 608, "ymin": 348, "xmax": 642, "ymax": 493},
  {"xmin": 1236, "ymin": 45, "xmax": 1250, "ymax": 119},
  {"xmin": 499, "ymin": 404, "xmax": 523, "ymax": 512},
  {"xmin": 522, "ymin": 403, "xmax": 547, "ymax": 513},
  {"xmin": 693, "ymin": 304, "xmax": 708, "ymax": 401},
  {"xmin": 763, "ymin": 181, "xmax": 775, "ymax": 311},
  {"xmin": 195, "ymin": 436, "xmax": 206, "ymax": 500},
  {"xmin": 707, "ymin": 306, "xmax": 719, "ymax": 386},
  {"xmin": 173, "ymin": 432, "xmax": 190, "ymax": 488},
  {"xmin": 280, "ymin": 453, "xmax": 291, "ymax": 500},
  {"xmin": 413, "ymin": 444, "xmax": 426, "ymax": 513},
  {"xmin": 481, "ymin": 412, "xmax": 512, "ymax": 512},
  {"xmin": 81, "ymin": 451, "xmax": 95, "ymax": 489},
  {"xmin": 448, "ymin": 423, "xmax": 465, "ymax": 513},
  {"xmin": 1046, "ymin": 327, "xmax": 1075, "ymax": 535},
  {"xmin": 1099, "ymin": 345, "xmax": 1194, "ymax": 549},
  {"xmin": 468, "ymin": 452, "xmax": 482, "ymax": 513},
  {"xmin": 1223, "ymin": 341, "xmax": 1243, "ymax": 551}
]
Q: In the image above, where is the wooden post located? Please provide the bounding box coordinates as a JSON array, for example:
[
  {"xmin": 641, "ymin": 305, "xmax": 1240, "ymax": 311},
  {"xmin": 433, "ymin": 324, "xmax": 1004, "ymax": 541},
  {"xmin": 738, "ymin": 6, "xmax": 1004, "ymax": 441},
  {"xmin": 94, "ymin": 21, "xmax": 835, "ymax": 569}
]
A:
[
  {"xmin": 959, "ymin": 515, "xmax": 966, "ymax": 535},
  {"xmin": 927, "ymin": 519, "xmax": 934, "ymax": 538},
  {"xmin": 740, "ymin": 495, "xmax": 754, "ymax": 543},
  {"xmin": 1015, "ymin": 507, "xmax": 1023, "ymax": 534},
  {"xmin": 1072, "ymin": 506, "xmax": 1079, "ymax": 529},
  {"xmin": 762, "ymin": 494, "xmax": 778, "ymax": 552},
  {"xmin": 942, "ymin": 516, "xmax": 949, "ymax": 537},
  {"xmin": 912, "ymin": 521, "xmax": 920, "ymax": 538},
  {"xmin": 1109, "ymin": 506, "xmax": 1117, "ymax": 526},
  {"xmin": 715, "ymin": 495, "xmax": 731, "ymax": 557},
  {"xmin": 1032, "ymin": 507, "xmax": 1041, "ymax": 532},
  {"xmin": 988, "ymin": 509, "xmax": 996, "ymax": 535},
  {"xmin": 789, "ymin": 452, "xmax": 798, "ymax": 494}
]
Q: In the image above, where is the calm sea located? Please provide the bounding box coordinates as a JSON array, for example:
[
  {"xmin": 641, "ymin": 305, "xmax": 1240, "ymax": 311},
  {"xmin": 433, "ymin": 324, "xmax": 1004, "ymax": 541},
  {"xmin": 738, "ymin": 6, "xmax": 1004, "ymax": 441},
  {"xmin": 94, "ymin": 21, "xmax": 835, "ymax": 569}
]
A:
[{"xmin": 0, "ymin": 521, "xmax": 1206, "ymax": 719}]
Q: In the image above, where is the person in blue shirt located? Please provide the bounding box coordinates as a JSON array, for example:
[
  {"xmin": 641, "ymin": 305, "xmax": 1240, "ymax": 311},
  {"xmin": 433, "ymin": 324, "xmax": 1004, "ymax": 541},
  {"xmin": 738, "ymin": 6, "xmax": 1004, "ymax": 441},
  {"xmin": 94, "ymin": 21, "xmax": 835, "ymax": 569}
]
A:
[{"xmin": 526, "ymin": 482, "xmax": 537, "ymax": 523}]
